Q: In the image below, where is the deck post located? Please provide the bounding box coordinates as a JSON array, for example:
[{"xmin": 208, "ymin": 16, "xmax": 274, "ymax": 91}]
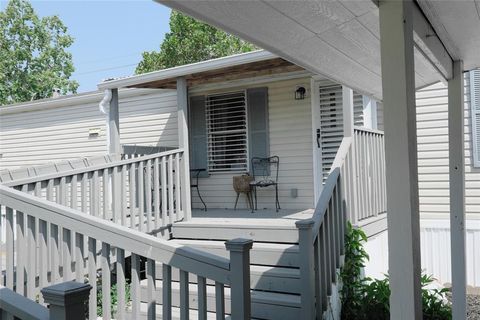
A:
[
  {"xmin": 295, "ymin": 219, "xmax": 315, "ymax": 319},
  {"xmin": 108, "ymin": 88, "xmax": 121, "ymax": 155},
  {"xmin": 226, "ymin": 238, "xmax": 253, "ymax": 320},
  {"xmin": 41, "ymin": 281, "xmax": 92, "ymax": 320},
  {"xmin": 177, "ymin": 77, "xmax": 192, "ymax": 220},
  {"xmin": 379, "ymin": 0, "xmax": 422, "ymax": 319},
  {"xmin": 448, "ymin": 60, "xmax": 467, "ymax": 319},
  {"xmin": 342, "ymin": 86, "xmax": 354, "ymax": 138}
]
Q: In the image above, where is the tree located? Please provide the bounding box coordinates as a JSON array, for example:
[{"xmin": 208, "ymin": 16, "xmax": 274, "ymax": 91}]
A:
[
  {"xmin": 136, "ymin": 10, "xmax": 256, "ymax": 74},
  {"xmin": 0, "ymin": 0, "xmax": 78, "ymax": 105}
]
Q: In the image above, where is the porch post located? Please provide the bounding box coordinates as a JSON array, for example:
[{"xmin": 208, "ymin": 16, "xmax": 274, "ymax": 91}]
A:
[
  {"xmin": 362, "ymin": 96, "xmax": 378, "ymax": 130},
  {"xmin": 448, "ymin": 60, "xmax": 467, "ymax": 319},
  {"xmin": 108, "ymin": 88, "xmax": 120, "ymax": 154},
  {"xmin": 177, "ymin": 77, "xmax": 192, "ymax": 220},
  {"xmin": 342, "ymin": 86, "xmax": 354, "ymax": 137},
  {"xmin": 379, "ymin": 1, "xmax": 422, "ymax": 319}
]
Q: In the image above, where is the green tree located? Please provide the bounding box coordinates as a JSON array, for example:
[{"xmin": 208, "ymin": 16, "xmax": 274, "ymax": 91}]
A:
[
  {"xmin": 0, "ymin": 0, "xmax": 78, "ymax": 105},
  {"xmin": 136, "ymin": 10, "xmax": 256, "ymax": 74}
]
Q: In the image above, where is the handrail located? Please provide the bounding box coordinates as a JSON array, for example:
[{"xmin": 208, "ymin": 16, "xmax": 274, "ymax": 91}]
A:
[
  {"xmin": 329, "ymin": 137, "xmax": 353, "ymax": 174},
  {"xmin": 0, "ymin": 184, "xmax": 229, "ymax": 280},
  {"xmin": 4, "ymin": 148, "xmax": 184, "ymax": 187},
  {"xmin": 0, "ymin": 286, "xmax": 49, "ymax": 320},
  {"xmin": 354, "ymin": 125, "xmax": 384, "ymax": 135}
]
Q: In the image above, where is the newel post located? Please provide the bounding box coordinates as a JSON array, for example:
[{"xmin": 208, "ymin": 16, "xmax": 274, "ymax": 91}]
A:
[
  {"xmin": 296, "ymin": 219, "xmax": 315, "ymax": 319},
  {"xmin": 41, "ymin": 281, "xmax": 91, "ymax": 320},
  {"xmin": 226, "ymin": 238, "xmax": 253, "ymax": 320}
]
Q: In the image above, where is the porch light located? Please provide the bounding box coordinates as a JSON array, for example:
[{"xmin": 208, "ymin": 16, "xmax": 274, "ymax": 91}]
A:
[{"xmin": 295, "ymin": 86, "xmax": 306, "ymax": 100}]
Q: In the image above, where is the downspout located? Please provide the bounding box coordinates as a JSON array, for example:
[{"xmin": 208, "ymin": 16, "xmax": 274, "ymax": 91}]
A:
[{"xmin": 99, "ymin": 89, "xmax": 113, "ymax": 153}]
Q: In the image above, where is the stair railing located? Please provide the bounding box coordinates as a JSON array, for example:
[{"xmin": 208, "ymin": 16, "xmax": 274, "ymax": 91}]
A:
[
  {"xmin": 0, "ymin": 184, "xmax": 252, "ymax": 319},
  {"xmin": 3, "ymin": 149, "xmax": 188, "ymax": 233}
]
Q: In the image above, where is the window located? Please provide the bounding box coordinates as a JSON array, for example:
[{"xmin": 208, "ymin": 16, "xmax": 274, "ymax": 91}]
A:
[
  {"xmin": 205, "ymin": 91, "xmax": 248, "ymax": 172},
  {"xmin": 471, "ymin": 70, "xmax": 480, "ymax": 167}
]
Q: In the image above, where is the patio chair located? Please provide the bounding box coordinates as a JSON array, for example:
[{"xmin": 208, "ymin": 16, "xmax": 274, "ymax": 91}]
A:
[
  {"xmin": 191, "ymin": 168, "xmax": 207, "ymax": 211},
  {"xmin": 250, "ymin": 156, "xmax": 280, "ymax": 212}
]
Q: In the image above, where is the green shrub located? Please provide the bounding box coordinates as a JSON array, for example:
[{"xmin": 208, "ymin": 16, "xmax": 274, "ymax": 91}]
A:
[
  {"xmin": 340, "ymin": 222, "xmax": 451, "ymax": 320},
  {"xmin": 96, "ymin": 280, "xmax": 131, "ymax": 317}
]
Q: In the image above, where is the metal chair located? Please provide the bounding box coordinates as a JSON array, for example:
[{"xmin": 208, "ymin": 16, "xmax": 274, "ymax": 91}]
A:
[
  {"xmin": 191, "ymin": 168, "xmax": 207, "ymax": 211},
  {"xmin": 250, "ymin": 156, "xmax": 280, "ymax": 212}
]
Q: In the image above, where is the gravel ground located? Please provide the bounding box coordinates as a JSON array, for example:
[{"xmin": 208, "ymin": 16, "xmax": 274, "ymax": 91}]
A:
[{"xmin": 467, "ymin": 294, "xmax": 480, "ymax": 320}]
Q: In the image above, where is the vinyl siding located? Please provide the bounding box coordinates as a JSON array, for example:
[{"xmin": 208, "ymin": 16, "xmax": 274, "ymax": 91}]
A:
[
  {"xmin": 191, "ymin": 77, "xmax": 314, "ymax": 210},
  {"xmin": 0, "ymin": 89, "xmax": 178, "ymax": 170},
  {"xmin": 416, "ymin": 76, "xmax": 480, "ymax": 220}
]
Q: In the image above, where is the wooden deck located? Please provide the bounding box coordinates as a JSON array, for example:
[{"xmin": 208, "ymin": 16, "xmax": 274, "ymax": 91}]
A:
[{"xmin": 190, "ymin": 208, "xmax": 314, "ymax": 225}]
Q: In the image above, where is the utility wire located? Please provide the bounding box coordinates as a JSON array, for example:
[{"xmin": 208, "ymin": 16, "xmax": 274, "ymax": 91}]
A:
[{"xmin": 74, "ymin": 63, "xmax": 138, "ymax": 76}]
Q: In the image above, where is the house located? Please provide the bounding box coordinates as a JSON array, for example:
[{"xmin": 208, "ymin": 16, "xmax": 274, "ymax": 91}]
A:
[{"xmin": 1, "ymin": 1, "xmax": 480, "ymax": 319}]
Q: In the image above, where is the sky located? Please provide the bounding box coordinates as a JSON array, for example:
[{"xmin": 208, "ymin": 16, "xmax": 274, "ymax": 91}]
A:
[{"xmin": 0, "ymin": 0, "xmax": 172, "ymax": 93}]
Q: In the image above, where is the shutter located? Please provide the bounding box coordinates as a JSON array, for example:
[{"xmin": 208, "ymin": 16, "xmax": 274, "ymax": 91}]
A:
[
  {"xmin": 247, "ymin": 87, "xmax": 269, "ymax": 172},
  {"xmin": 471, "ymin": 70, "xmax": 480, "ymax": 168},
  {"xmin": 353, "ymin": 91, "xmax": 364, "ymax": 126},
  {"xmin": 319, "ymin": 83, "xmax": 344, "ymax": 182},
  {"xmin": 189, "ymin": 95, "xmax": 209, "ymax": 177}
]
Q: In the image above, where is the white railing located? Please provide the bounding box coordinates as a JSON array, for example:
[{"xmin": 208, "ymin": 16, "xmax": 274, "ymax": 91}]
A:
[
  {"xmin": 0, "ymin": 184, "xmax": 252, "ymax": 319},
  {"xmin": 352, "ymin": 126, "xmax": 387, "ymax": 223},
  {"xmin": 3, "ymin": 149, "xmax": 188, "ymax": 233}
]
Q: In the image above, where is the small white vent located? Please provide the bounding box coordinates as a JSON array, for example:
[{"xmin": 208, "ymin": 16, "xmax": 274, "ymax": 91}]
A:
[
  {"xmin": 470, "ymin": 70, "xmax": 480, "ymax": 167},
  {"xmin": 206, "ymin": 91, "xmax": 248, "ymax": 172}
]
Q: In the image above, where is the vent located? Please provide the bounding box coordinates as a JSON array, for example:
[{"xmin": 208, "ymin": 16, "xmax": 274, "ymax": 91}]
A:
[
  {"xmin": 471, "ymin": 70, "xmax": 480, "ymax": 167},
  {"xmin": 206, "ymin": 91, "xmax": 248, "ymax": 172}
]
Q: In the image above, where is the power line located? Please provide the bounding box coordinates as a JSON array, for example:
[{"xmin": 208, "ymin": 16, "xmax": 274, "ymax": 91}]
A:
[{"xmin": 74, "ymin": 63, "xmax": 138, "ymax": 76}]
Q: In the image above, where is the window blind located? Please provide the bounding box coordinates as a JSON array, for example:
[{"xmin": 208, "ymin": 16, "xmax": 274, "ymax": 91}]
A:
[{"xmin": 206, "ymin": 91, "xmax": 248, "ymax": 172}]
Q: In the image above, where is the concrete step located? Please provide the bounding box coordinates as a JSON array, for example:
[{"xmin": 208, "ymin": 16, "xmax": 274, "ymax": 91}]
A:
[
  {"xmin": 170, "ymin": 239, "xmax": 300, "ymax": 268},
  {"xmin": 139, "ymin": 279, "xmax": 301, "ymax": 320}
]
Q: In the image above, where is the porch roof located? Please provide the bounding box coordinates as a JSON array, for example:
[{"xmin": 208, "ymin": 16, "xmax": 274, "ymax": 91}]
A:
[
  {"xmin": 157, "ymin": 0, "xmax": 480, "ymax": 100},
  {"xmin": 97, "ymin": 50, "xmax": 304, "ymax": 90}
]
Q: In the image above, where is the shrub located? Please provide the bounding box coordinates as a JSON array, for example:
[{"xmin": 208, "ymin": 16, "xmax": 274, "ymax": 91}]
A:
[{"xmin": 340, "ymin": 222, "xmax": 451, "ymax": 320}]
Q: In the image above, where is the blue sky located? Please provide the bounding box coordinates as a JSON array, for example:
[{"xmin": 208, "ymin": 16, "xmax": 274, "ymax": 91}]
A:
[{"xmin": 1, "ymin": 0, "xmax": 172, "ymax": 92}]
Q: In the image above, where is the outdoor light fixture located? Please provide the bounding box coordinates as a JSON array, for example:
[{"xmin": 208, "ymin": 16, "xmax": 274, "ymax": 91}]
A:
[{"xmin": 295, "ymin": 86, "xmax": 306, "ymax": 100}]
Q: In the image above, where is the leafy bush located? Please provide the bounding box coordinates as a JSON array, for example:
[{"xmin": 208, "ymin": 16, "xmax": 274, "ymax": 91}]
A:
[
  {"xmin": 340, "ymin": 222, "xmax": 451, "ymax": 320},
  {"xmin": 96, "ymin": 280, "xmax": 131, "ymax": 317}
]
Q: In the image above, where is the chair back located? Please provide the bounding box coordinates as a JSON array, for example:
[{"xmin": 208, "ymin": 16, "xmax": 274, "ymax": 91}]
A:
[{"xmin": 251, "ymin": 156, "xmax": 279, "ymax": 184}]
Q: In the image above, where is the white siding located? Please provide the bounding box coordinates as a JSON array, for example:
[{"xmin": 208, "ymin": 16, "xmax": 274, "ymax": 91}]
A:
[
  {"xmin": 192, "ymin": 78, "xmax": 314, "ymax": 210},
  {"xmin": 0, "ymin": 89, "xmax": 178, "ymax": 170},
  {"xmin": 416, "ymin": 76, "xmax": 480, "ymax": 220}
]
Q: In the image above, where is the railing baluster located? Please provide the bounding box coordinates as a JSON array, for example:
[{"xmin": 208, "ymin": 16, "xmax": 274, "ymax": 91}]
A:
[
  {"xmin": 101, "ymin": 242, "xmax": 111, "ymax": 320},
  {"xmin": 313, "ymin": 237, "xmax": 323, "ymax": 314},
  {"xmin": 146, "ymin": 159, "xmax": 152, "ymax": 232},
  {"xmin": 138, "ymin": 161, "xmax": 145, "ymax": 232},
  {"xmin": 116, "ymin": 248, "xmax": 126, "ymax": 320},
  {"xmin": 324, "ymin": 211, "xmax": 332, "ymax": 295},
  {"xmin": 91, "ymin": 170, "xmax": 100, "ymax": 217},
  {"xmin": 88, "ymin": 237, "xmax": 97, "ymax": 318},
  {"xmin": 319, "ymin": 224, "xmax": 328, "ymax": 309},
  {"xmin": 168, "ymin": 155, "xmax": 174, "ymax": 225},
  {"xmin": 162, "ymin": 264, "xmax": 172, "ymax": 320},
  {"xmin": 71, "ymin": 174, "xmax": 78, "ymax": 210},
  {"xmin": 147, "ymin": 258, "xmax": 156, "ymax": 319},
  {"xmin": 26, "ymin": 215, "xmax": 36, "ymax": 299},
  {"xmin": 175, "ymin": 154, "xmax": 181, "ymax": 221},
  {"xmin": 16, "ymin": 210, "xmax": 25, "ymax": 295},
  {"xmin": 179, "ymin": 270, "xmax": 190, "ymax": 320},
  {"xmin": 112, "ymin": 165, "xmax": 120, "ymax": 224},
  {"xmin": 215, "ymin": 282, "xmax": 225, "ymax": 320},
  {"xmin": 129, "ymin": 163, "xmax": 137, "ymax": 229},
  {"xmin": 161, "ymin": 157, "xmax": 168, "ymax": 227},
  {"xmin": 153, "ymin": 158, "xmax": 160, "ymax": 229},
  {"xmin": 75, "ymin": 233, "xmax": 84, "ymax": 282},
  {"xmin": 38, "ymin": 219, "xmax": 48, "ymax": 304},
  {"xmin": 131, "ymin": 253, "xmax": 141, "ymax": 319},
  {"xmin": 62, "ymin": 228, "xmax": 72, "ymax": 281},
  {"xmin": 103, "ymin": 169, "xmax": 109, "ymax": 220},
  {"xmin": 81, "ymin": 173, "xmax": 88, "ymax": 213},
  {"xmin": 198, "ymin": 276, "xmax": 208, "ymax": 320},
  {"xmin": 5, "ymin": 207, "xmax": 14, "ymax": 290},
  {"xmin": 50, "ymin": 224, "xmax": 59, "ymax": 284},
  {"xmin": 121, "ymin": 165, "xmax": 127, "ymax": 226}
]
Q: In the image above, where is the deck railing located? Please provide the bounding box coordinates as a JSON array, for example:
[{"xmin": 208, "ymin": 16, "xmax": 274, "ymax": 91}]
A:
[
  {"xmin": 3, "ymin": 149, "xmax": 188, "ymax": 233},
  {"xmin": 296, "ymin": 127, "xmax": 386, "ymax": 318},
  {"xmin": 0, "ymin": 184, "xmax": 252, "ymax": 319}
]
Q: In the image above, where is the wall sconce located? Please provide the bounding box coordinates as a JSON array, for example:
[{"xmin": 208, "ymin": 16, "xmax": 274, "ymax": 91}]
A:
[{"xmin": 295, "ymin": 86, "xmax": 306, "ymax": 100}]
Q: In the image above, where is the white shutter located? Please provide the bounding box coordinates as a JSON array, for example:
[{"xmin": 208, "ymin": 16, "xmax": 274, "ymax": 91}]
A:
[
  {"xmin": 470, "ymin": 70, "xmax": 480, "ymax": 168},
  {"xmin": 319, "ymin": 83, "xmax": 344, "ymax": 182},
  {"xmin": 205, "ymin": 91, "xmax": 248, "ymax": 172}
]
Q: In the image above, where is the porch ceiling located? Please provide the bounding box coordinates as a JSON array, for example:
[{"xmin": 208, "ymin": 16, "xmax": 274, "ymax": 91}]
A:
[{"xmin": 157, "ymin": 0, "xmax": 480, "ymax": 100}]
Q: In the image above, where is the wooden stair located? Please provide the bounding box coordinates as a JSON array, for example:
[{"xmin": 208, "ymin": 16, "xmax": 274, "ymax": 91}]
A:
[{"xmin": 139, "ymin": 222, "xmax": 304, "ymax": 319}]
